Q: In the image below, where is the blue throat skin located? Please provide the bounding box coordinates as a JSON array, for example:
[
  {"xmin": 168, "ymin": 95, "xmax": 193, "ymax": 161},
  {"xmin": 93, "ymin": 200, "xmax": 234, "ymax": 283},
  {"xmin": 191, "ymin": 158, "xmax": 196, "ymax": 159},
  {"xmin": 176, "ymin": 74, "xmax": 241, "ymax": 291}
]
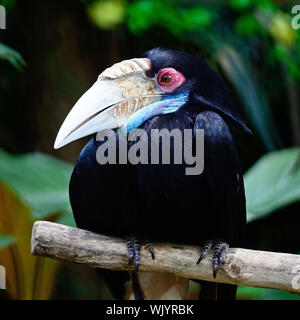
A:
[{"xmin": 119, "ymin": 91, "xmax": 189, "ymax": 135}]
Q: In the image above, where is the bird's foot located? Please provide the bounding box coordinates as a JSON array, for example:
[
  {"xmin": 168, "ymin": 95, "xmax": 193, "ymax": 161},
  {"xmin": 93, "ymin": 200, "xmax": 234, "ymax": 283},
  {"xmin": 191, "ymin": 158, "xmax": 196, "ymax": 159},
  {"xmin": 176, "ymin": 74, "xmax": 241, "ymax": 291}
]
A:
[
  {"xmin": 125, "ymin": 237, "xmax": 155, "ymax": 271},
  {"xmin": 197, "ymin": 239, "xmax": 229, "ymax": 279},
  {"xmin": 125, "ymin": 237, "xmax": 155, "ymax": 300}
]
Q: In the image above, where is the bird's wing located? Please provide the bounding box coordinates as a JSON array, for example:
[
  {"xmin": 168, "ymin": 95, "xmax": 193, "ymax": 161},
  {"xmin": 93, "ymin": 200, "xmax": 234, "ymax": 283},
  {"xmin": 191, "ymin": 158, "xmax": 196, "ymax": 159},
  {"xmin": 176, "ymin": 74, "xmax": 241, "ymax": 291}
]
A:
[
  {"xmin": 194, "ymin": 110, "xmax": 246, "ymax": 246},
  {"xmin": 193, "ymin": 110, "xmax": 246, "ymax": 300},
  {"xmin": 134, "ymin": 109, "xmax": 246, "ymax": 245},
  {"xmin": 134, "ymin": 109, "xmax": 246, "ymax": 299}
]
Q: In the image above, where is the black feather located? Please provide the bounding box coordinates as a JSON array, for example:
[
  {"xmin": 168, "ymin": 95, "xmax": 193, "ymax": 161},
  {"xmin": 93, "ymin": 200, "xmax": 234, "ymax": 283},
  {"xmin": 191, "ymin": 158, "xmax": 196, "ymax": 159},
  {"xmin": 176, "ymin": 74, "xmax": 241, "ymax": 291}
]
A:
[{"xmin": 69, "ymin": 48, "xmax": 248, "ymax": 300}]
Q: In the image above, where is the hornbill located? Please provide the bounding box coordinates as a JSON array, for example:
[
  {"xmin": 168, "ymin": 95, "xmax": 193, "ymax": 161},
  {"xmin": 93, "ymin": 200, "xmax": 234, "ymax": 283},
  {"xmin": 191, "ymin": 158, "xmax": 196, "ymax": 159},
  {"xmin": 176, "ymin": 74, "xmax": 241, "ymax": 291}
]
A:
[{"xmin": 54, "ymin": 48, "xmax": 250, "ymax": 300}]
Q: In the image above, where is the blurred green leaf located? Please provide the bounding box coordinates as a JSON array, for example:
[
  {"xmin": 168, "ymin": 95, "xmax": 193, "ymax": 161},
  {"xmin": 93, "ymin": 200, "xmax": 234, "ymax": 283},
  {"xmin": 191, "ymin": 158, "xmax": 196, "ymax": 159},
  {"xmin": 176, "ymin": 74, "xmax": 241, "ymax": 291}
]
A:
[
  {"xmin": 127, "ymin": 0, "xmax": 157, "ymax": 34},
  {"xmin": 237, "ymin": 285, "xmax": 262, "ymax": 299},
  {"xmin": 235, "ymin": 14, "xmax": 265, "ymax": 36},
  {"xmin": 181, "ymin": 7, "xmax": 212, "ymax": 31},
  {"xmin": 269, "ymin": 13, "xmax": 297, "ymax": 46},
  {"xmin": 0, "ymin": 149, "xmax": 73, "ymax": 220},
  {"xmin": 217, "ymin": 45, "xmax": 281, "ymax": 151},
  {"xmin": 229, "ymin": 0, "xmax": 253, "ymax": 11},
  {"xmin": 127, "ymin": 1, "xmax": 212, "ymax": 37},
  {"xmin": 87, "ymin": 0, "xmax": 125, "ymax": 30},
  {"xmin": 56, "ymin": 211, "xmax": 76, "ymax": 228},
  {"xmin": 286, "ymin": 58, "xmax": 300, "ymax": 80},
  {"xmin": 258, "ymin": 288, "xmax": 300, "ymax": 300},
  {"xmin": 154, "ymin": 1, "xmax": 182, "ymax": 37},
  {"xmin": 0, "ymin": 0, "xmax": 16, "ymax": 9},
  {"xmin": 271, "ymin": 42, "xmax": 300, "ymax": 81},
  {"xmin": 245, "ymin": 147, "xmax": 300, "ymax": 222},
  {"xmin": 237, "ymin": 285, "xmax": 300, "ymax": 300},
  {"xmin": 0, "ymin": 43, "xmax": 26, "ymax": 71},
  {"xmin": 0, "ymin": 181, "xmax": 61, "ymax": 299},
  {"xmin": 0, "ymin": 231, "xmax": 15, "ymax": 250},
  {"xmin": 272, "ymin": 43, "xmax": 288, "ymax": 62},
  {"xmin": 256, "ymin": 0, "xmax": 277, "ymax": 12}
]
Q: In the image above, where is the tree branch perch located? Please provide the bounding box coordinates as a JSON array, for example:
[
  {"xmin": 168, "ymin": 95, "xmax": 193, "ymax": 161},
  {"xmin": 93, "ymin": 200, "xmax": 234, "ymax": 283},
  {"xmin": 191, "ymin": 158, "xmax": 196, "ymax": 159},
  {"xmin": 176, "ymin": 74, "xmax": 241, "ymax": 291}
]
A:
[{"xmin": 31, "ymin": 221, "xmax": 300, "ymax": 295}]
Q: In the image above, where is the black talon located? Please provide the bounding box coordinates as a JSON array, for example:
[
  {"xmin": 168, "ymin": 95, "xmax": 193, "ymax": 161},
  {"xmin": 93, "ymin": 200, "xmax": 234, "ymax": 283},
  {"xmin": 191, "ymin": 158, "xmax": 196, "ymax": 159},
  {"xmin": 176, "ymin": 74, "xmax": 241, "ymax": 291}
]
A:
[
  {"xmin": 125, "ymin": 238, "xmax": 155, "ymax": 271},
  {"xmin": 125, "ymin": 237, "xmax": 147, "ymax": 300},
  {"xmin": 145, "ymin": 240, "xmax": 155, "ymax": 260},
  {"xmin": 197, "ymin": 239, "xmax": 229, "ymax": 279},
  {"xmin": 218, "ymin": 242, "xmax": 229, "ymax": 265},
  {"xmin": 212, "ymin": 241, "xmax": 229, "ymax": 278},
  {"xmin": 212, "ymin": 253, "xmax": 219, "ymax": 279},
  {"xmin": 133, "ymin": 239, "xmax": 141, "ymax": 271},
  {"xmin": 126, "ymin": 238, "xmax": 134, "ymax": 265},
  {"xmin": 197, "ymin": 240, "xmax": 213, "ymax": 264}
]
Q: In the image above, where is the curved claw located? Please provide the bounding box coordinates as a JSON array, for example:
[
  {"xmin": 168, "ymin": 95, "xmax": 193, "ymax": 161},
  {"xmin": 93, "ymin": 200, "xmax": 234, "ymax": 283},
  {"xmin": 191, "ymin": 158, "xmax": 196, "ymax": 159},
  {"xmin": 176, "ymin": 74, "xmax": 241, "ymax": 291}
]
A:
[
  {"xmin": 197, "ymin": 239, "xmax": 229, "ymax": 279},
  {"xmin": 126, "ymin": 238, "xmax": 135, "ymax": 265},
  {"xmin": 197, "ymin": 240, "xmax": 214, "ymax": 264},
  {"xmin": 212, "ymin": 240, "xmax": 229, "ymax": 279},
  {"xmin": 145, "ymin": 240, "xmax": 155, "ymax": 260},
  {"xmin": 125, "ymin": 237, "xmax": 155, "ymax": 301},
  {"xmin": 133, "ymin": 239, "xmax": 141, "ymax": 272},
  {"xmin": 125, "ymin": 238, "xmax": 155, "ymax": 270}
]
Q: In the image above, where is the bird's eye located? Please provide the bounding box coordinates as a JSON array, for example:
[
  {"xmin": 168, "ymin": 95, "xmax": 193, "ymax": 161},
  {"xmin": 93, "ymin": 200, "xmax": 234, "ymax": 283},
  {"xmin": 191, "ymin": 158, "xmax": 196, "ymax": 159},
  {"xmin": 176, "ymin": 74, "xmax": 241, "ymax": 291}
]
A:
[
  {"xmin": 159, "ymin": 73, "xmax": 173, "ymax": 84},
  {"xmin": 158, "ymin": 71, "xmax": 175, "ymax": 86},
  {"xmin": 157, "ymin": 68, "xmax": 186, "ymax": 93}
]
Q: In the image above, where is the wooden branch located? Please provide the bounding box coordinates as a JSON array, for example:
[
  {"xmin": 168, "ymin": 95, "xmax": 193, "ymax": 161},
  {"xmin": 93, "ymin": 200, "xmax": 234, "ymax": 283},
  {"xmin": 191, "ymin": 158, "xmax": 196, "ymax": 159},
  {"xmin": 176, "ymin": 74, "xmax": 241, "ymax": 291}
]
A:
[{"xmin": 31, "ymin": 221, "xmax": 300, "ymax": 294}]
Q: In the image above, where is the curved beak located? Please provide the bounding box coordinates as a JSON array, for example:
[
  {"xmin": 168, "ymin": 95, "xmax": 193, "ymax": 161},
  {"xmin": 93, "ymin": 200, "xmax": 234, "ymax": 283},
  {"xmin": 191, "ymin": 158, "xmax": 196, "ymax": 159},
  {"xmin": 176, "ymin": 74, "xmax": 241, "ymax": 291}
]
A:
[{"xmin": 54, "ymin": 58, "xmax": 161, "ymax": 149}]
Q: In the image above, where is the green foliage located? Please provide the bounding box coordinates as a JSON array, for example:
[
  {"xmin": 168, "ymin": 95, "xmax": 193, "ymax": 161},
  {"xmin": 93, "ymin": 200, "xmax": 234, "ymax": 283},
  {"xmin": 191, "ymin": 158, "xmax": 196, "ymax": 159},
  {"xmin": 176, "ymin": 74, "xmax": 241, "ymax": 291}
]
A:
[
  {"xmin": 126, "ymin": 0, "xmax": 156, "ymax": 33},
  {"xmin": 235, "ymin": 14, "xmax": 265, "ymax": 36},
  {"xmin": 217, "ymin": 43, "xmax": 281, "ymax": 150},
  {"xmin": 255, "ymin": 0, "xmax": 277, "ymax": 12},
  {"xmin": 217, "ymin": 46, "xmax": 281, "ymax": 150},
  {"xmin": 0, "ymin": 180, "xmax": 60, "ymax": 299},
  {"xmin": 229, "ymin": 0, "xmax": 253, "ymax": 11},
  {"xmin": 0, "ymin": 43, "xmax": 26, "ymax": 71},
  {"xmin": 245, "ymin": 147, "xmax": 300, "ymax": 222},
  {"xmin": 127, "ymin": 0, "xmax": 213, "ymax": 37},
  {"xmin": 0, "ymin": 231, "xmax": 15, "ymax": 250},
  {"xmin": 0, "ymin": 0, "xmax": 16, "ymax": 10},
  {"xmin": 0, "ymin": 149, "xmax": 75, "ymax": 224},
  {"xmin": 124, "ymin": 0, "xmax": 300, "ymax": 150},
  {"xmin": 87, "ymin": 0, "xmax": 126, "ymax": 30},
  {"xmin": 237, "ymin": 285, "xmax": 300, "ymax": 300},
  {"xmin": 0, "ymin": 149, "xmax": 75, "ymax": 299}
]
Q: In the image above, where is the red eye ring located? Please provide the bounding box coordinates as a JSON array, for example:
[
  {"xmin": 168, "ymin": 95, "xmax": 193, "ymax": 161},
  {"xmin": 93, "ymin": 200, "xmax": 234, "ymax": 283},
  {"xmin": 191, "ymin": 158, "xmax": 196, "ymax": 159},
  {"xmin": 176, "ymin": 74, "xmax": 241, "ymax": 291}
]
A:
[
  {"xmin": 158, "ymin": 71, "xmax": 176, "ymax": 86},
  {"xmin": 156, "ymin": 68, "xmax": 186, "ymax": 93}
]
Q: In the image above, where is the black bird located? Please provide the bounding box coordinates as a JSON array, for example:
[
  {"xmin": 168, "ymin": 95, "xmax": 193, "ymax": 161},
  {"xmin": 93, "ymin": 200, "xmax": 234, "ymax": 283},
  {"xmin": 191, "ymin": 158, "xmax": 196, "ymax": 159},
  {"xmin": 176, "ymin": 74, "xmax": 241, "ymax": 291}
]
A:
[{"xmin": 54, "ymin": 48, "xmax": 250, "ymax": 300}]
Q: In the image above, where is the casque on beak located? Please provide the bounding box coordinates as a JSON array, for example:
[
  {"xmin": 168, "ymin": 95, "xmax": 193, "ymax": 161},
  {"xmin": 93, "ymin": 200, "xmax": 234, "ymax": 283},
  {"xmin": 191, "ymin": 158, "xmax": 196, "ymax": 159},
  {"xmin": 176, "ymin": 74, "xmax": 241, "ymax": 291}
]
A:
[{"xmin": 54, "ymin": 58, "xmax": 162, "ymax": 149}]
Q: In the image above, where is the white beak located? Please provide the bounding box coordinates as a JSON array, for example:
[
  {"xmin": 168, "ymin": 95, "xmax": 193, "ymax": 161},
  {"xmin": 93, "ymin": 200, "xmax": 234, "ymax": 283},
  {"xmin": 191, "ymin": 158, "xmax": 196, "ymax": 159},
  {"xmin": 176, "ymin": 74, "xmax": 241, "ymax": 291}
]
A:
[
  {"xmin": 54, "ymin": 57, "xmax": 160, "ymax": 149},
  {"xmin": 54, "ymin": 79, "xmax": 127, "ymax": 149}
]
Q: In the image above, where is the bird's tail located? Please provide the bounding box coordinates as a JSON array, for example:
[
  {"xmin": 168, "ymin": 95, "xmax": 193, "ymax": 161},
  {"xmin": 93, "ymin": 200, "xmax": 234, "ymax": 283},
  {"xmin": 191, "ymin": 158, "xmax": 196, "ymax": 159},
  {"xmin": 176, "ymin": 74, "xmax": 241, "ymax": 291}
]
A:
[{"xmin": 131, "ymin": 270, "xmax": 146, "ymax": 300}]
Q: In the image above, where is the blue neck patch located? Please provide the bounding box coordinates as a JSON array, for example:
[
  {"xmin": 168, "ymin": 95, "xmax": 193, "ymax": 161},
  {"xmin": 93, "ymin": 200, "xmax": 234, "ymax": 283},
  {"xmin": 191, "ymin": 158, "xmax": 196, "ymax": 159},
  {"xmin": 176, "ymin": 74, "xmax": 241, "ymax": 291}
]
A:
[{"xmin": 120, "ymin": 91, "xmax": 189, "ymax": 134}]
